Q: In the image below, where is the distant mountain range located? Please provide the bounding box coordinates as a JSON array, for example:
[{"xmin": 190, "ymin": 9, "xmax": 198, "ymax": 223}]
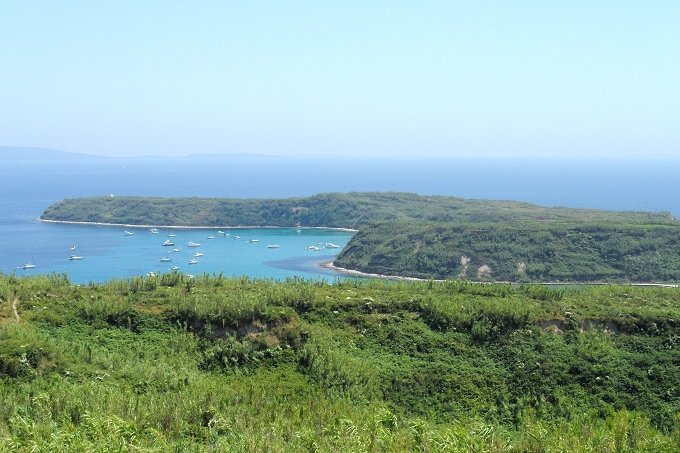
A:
[
  {"xmin": 0, "ymin": 146, "xmax": 109, "ymax": 161},
  {"xmin": 185, "ymin": 152, "xmax": 279, "ymax": 159},
  {"xmin": 0, "ymin": 146, "xmax": 278, "ymax": 161}
]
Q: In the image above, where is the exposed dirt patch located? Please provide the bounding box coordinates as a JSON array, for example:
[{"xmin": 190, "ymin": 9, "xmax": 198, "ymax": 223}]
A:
[
  {"xmin": 539, "ymin": 318, "xmax": 621, "ymax": 334},
  {"xmin": 539, "ymin": 320, "xmax": 566, "ymax": 333},
  {"xmin": 11, "ymin": 298, "xmax": 19, "ymax": 321}
]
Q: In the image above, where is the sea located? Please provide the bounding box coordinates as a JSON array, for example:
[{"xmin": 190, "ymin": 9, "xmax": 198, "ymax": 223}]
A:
[{"xmin": 2, "ymin": 154, "xmax": 679, "ymax": 284}]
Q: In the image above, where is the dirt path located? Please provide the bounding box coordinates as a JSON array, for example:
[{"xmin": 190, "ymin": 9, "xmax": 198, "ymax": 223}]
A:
[{"xmin": 11, "ymin": 298, "xmax": 19, "ymax": 321}]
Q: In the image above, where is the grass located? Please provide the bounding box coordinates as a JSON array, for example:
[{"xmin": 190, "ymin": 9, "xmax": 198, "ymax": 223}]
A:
[{"xmin": 0, "ymin": 272, "xmax": 678, "ymax": 451}]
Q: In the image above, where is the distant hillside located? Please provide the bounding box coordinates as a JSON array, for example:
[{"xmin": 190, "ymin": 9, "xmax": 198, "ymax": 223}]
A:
[
  {"xmin": 334, "ymin": 221, "xmax": 680, "ymax": 283},
  {"xmin": 0, "ymin": 146, "xmax": 108, "ymax": 161},
  {"xmin": 184, "ymin": 152, "xmax": 279, "ymax": 159},
  {"xmin": 40, "ymin": 192, "xmax": 675, "ymax": 229}
]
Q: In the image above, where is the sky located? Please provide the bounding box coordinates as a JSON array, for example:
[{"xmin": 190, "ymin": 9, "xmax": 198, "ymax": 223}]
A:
[{"xmin": 0, "ymin": 2, "xmax": 678, "ymax": 158}]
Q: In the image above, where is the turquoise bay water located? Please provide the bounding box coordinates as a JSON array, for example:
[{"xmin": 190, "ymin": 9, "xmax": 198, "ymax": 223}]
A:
[{"xmin": 8, "ymin": 224, "xmax": 353, "ymax": 284}]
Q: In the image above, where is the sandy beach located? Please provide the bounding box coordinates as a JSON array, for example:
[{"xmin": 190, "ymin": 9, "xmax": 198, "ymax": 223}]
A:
[
  {"xmin": 319, "ymin": 261, "xmax": 679, "ymax": 287},
  {"xmin": 320, "ymin": 261, "xmax": 442, "ymax": 282},
  {"xmin": 38, "ymin": 218, "xmax": 359, "ymax": 233}
]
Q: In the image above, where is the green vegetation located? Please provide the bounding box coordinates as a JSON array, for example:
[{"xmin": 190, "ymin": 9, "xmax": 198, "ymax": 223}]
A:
[
  {"xmin": 335, "ymin": 221, "xmax": 680, "ymax": 283},
  {"xmin": 41, "ymin": 192, "xmax": 675, "ymax": 229},
  {"xmin": 41, "ymin": 192, "xmax": 680, "ymax": 283},
  {"xmin": 0, "ymin": 273, "xmax": 679, "ymax": 451}
]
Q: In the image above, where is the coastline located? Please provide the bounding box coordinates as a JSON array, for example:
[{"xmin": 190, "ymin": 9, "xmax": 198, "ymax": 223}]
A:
[
  {"xmin": 320, "ymin": 261, "xmax": 443, "ymax": 282},
  {"xmin": 320, "ymin": 262, "xmax": 679, "ymax": 288},
  {"xmin": 32, "ymin": 219, "xmax": 680, "ymax": 288},
  {"xmin": 37, "ymin": 218, "xmax": 359, "ymax": 233}
]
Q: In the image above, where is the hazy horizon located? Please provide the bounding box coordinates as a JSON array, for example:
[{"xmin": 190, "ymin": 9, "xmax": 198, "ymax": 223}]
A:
[{"xmin": 1, "ymin": 2, "xmax": 678, "ymax": 159}]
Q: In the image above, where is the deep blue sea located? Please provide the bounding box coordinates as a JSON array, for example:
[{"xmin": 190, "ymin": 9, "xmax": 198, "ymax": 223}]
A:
[{"xmin": 2, "ymin": 155, "xmax": 679, "ymax": 283}]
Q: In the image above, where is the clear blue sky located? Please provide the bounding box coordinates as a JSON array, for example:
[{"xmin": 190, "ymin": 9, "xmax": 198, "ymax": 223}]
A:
[{"xmin": 1, "ymin": 1, "xmax": 678, "ymax": 158}]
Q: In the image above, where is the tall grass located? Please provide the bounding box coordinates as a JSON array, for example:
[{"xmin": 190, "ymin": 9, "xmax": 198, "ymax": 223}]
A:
[{"xmin": 0, "ymin": 274, "xmax": 678, "ymax": 451}]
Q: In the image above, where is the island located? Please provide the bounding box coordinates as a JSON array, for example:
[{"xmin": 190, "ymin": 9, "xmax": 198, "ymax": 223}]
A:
[{"xmin": 41, "ymin": 192, "xmax": 680, "ymax": 283}]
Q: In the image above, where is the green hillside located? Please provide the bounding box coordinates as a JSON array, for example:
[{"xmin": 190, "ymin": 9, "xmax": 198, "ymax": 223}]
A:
[
  {"xmin": 334, "ymin": 221, "xmax": 680, "ymax": 283},
  {"xmin": 40, "ymin": 192, "xmax": 675, "ymax": 229},
  {"xmin": 0, "ymin": 274, "xmax": 678, "ymax": 451}
]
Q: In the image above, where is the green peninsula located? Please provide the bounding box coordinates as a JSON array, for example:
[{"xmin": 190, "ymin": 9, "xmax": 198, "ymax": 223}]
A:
[
  {"xmin": 41, "ymin": 193, "xmax": 680, "ymax": 283},
  {"xmin": 40, "ymin": 192, "xmax": 674, "ymax": 229}
]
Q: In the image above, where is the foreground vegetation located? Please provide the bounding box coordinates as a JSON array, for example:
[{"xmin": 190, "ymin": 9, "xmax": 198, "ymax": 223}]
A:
[
  {"xmin": 335, "ymin": 221, "xmax": 680, "ymax": 283},
  {"xmin": 0, "ymin": 273, "xmax": 678, "ymax": 451}
]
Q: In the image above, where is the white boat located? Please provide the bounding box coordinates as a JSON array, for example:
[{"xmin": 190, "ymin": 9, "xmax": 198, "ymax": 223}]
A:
[
  {"xmin": 325, "ymin": 243, "xmax": 340, "ymax": 249},
  {"xmin": 248, "ymin": 239, "xmax": 260, "ymax": 243},
  {"xmin": 124, "ymin": 231, "xmax": 134, "ymax": 236},
  {"xmin": 168, "ymin": 233, "xmax": 176, "ymax": 237},
  {"xmin": 206, "ymin": 235, "xmax": 216, "ymax": 239},
  {"xmin": 173, "ymin": 248, "xmax": 181, "ymax": 253},
  {"xmin": 307, "ymin": 245, "xmax": 321, "ymax": 251},
  {"xmin": 171, "ymin": 266, "xmax": 180, "ymax": 271},
  {"xmin": 150, "ymin": 228, "xmax": 159, "ymax": 234},
  {"xmin": 69, "ymin": 255, "xmax": 83, "ymax": 261},
  {"xmin": 162, "ymin": 240, "xmax": 174, "ymax": 246},
  {"xmin": 267, "ymin": 244, "xmax": 280, "ymax": 249},
  {"xmin": 217, "ymin": 231, "xmax": 226, "ymax": 235},
  {"xmin": 188, "ymin": 258, "xmax": 198, "ymax": 264},
  {"xmin": 160, "ymin": 257, "xmax": 172, "ymax": 262},
  {"xmin": 234, "ymin": 235, "xmax": 241, "ymax": 239},
  {"xmin": 187, "ymin": 241, "xmax": 201, "ymax": 247},
  {"xmin": 193, "ymin": 252, "xmax": 204, "ymax": 257},
  {"xmin": 21, "ymin": 263, "xmax": 36, "ymax": 269}
]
